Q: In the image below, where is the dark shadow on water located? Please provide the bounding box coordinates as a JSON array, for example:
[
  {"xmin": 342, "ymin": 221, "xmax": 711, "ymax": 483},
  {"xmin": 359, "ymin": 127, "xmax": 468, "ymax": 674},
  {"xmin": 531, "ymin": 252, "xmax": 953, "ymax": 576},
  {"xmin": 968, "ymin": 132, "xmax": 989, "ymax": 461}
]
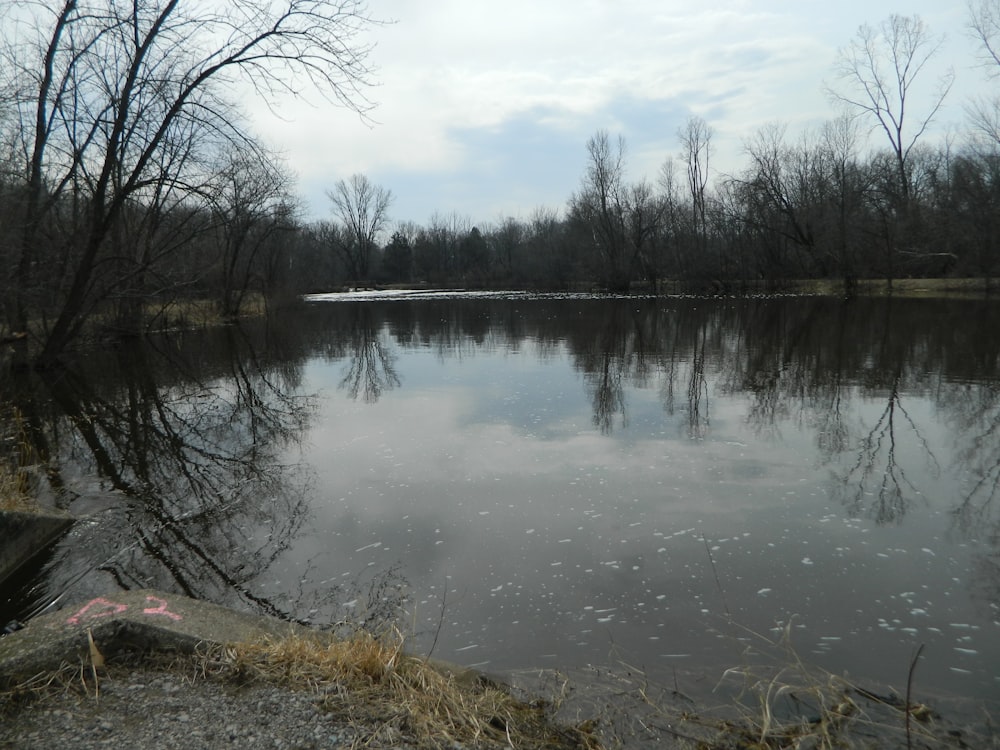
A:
[{"xmin": 1, "ymin": 322, "xmax": 319, "ymax": 624}]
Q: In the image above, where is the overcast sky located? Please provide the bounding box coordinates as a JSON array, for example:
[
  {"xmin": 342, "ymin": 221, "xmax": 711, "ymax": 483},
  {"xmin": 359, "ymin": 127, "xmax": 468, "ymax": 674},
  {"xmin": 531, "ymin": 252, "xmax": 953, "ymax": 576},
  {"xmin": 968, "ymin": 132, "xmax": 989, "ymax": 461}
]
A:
[{"xmin": 250, "ymin": 1, "xmax": 983, "ymax": 227}]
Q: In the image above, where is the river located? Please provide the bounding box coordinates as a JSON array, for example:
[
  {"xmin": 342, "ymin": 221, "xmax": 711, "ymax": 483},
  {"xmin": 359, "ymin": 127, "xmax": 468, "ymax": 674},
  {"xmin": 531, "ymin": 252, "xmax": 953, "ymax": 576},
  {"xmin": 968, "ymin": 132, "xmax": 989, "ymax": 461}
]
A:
[{"xmin": 3, "ymin": 292, "xmax": 998, "ymax": 706}]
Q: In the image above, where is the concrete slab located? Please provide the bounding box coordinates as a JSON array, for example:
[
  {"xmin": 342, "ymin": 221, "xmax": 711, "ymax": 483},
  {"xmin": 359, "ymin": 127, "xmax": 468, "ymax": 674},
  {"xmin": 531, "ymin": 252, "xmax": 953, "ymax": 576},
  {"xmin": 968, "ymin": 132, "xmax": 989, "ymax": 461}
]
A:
[
  {"xmin": 0, "ymin": 589, "xmax": 311, "ymax": 687},
  {"xmin": 0, "ymin": 509, "xmax": 73, "ymax": 587}
]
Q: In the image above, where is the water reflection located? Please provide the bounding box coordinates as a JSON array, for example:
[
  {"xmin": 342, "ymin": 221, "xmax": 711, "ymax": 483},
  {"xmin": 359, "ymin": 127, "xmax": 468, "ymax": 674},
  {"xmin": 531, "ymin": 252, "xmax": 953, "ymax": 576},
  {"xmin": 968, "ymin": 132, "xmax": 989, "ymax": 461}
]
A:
[
  {"xmin": 4, "ymin": 295, "xmax": 1000, "ymax": 704},
  {"xmin": 835, "ymin": 374, "xmax": 942, "ymax": 524},
  {"xmin": 4, "ymin": 324, "xmax": 316, "ymax": 621},
  {"xmin": 336, "ymin": 306, "xmax": 400, "ymax": 403},
  {"xmin": 294, "ymin": 295, "xmax": 1000, "ymax": 699}
]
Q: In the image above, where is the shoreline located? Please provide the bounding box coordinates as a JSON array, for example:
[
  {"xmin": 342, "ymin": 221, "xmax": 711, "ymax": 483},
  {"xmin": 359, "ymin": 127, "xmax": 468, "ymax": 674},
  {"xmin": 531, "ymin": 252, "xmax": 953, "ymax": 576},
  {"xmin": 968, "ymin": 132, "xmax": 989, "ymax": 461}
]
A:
[{"xmin": 2, "ymin": 590, "xmax": 996, "ymax": 749}]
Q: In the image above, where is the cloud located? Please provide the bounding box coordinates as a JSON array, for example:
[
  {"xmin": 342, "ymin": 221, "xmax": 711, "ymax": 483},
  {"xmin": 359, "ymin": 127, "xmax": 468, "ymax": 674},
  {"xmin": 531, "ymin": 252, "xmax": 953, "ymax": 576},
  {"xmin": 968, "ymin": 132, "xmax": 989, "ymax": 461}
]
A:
[{"xmin": 247, "ymin": 1, "xmax": 972, "ymax": 224}]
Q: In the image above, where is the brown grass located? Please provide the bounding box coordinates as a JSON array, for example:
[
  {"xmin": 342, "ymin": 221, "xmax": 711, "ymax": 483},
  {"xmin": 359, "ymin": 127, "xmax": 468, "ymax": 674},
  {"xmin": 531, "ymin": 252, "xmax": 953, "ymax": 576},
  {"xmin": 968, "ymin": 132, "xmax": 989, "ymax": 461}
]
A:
[
  {"xmin": 2, "ymin": 623, "xmax": 993, "ymax": 749},
  {"xmin": 0, "ymin": 630, "xmax": 601, "ymax": 749},
  {"xmin": 0, "ymin": 405, "xmax": 39, "ymax": 512},
  {"xmin": 786, "ymin": 277, "xmax": 994, "ymax": 298},
  {"xmin": 0, "ymin": 463, "xmax": 35, "ymax": 511},
  {"xmin": 150, "ymin": 294, "xmax": 269, "ymax": 331},
  {"xmin": 194, "ymin": 630, "xmax": 601, "ymax": 750}
]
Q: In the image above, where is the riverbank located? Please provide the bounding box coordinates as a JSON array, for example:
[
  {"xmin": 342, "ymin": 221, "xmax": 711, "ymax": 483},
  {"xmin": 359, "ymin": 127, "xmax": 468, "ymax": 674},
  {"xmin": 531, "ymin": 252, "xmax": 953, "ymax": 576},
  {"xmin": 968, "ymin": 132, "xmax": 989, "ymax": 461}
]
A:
[
  {"xmin": 0, "ymin": 589, "xmax": 599, "ymax": 749},
  {"xmin": 1, "ymin": 590, "xmax": 995, "ymax": 749},
  {"xmin": 788, "ymin": 276, "xmax": 995, "ymax": 298}
]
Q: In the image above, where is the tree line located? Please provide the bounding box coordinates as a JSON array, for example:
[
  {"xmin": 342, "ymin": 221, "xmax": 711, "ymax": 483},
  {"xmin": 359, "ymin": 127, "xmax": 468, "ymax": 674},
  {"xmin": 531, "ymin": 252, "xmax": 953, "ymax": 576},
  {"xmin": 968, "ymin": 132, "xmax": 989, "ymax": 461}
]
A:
[
  {"xmin": 324, "ymin": 12, "xmax": 999, "ymax": 296},
  {"xmin": 1, "ymin": 3, "xmax": 999, "ymax": 368}
]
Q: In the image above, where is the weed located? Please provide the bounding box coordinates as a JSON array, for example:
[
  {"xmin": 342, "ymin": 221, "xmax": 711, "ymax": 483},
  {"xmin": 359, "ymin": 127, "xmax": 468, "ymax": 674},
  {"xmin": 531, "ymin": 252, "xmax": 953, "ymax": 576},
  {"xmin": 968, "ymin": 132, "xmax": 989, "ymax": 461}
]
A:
[
  {"xmin": 0, "ymin": 405, "xmax": 38, "ymax": 512},
  {"xmin": 195, "ymin": 630, "xmax": 602, "ymax": 749}
]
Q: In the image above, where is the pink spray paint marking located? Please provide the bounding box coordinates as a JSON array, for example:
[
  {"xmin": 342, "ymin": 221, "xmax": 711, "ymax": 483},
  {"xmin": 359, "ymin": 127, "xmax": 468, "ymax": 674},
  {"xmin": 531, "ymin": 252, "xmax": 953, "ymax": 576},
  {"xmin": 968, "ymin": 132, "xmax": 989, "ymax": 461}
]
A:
[
  {"xmin": 142, "ymin": 596, "xmax": 182, "ymax": 621},
  {"xmin": 64, "ymin": 595, "xmax": 184, "ymax": 625},
  {"xmin": 66, "ymin": 597, "xmax": 129, "ymax": 625}
]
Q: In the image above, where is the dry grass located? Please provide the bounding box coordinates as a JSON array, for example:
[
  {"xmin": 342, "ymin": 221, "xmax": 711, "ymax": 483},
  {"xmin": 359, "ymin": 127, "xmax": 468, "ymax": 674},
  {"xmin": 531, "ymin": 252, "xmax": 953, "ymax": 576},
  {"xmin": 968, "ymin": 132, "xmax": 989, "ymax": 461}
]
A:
[
  {"xmin": 192, "ymin": 630, "xmax": 601, "ymax": 750},
  {"xmin": 150, "ymin": 294, "xmax": 269, "ymax": 331},
  {"xmin": 0, "ymin": 630, "xmax": 601, "ymax": 749},
  {"xmin": 2, "ymin": 623, "xmax": 994, "ymax": 749},
  {"xmin": 528, "ymin": 647, "xmax": 995, "ymax": 749},
  {"xmin": 786, "ymin": 277, "xmax": 994, "ymax": 298},
  {"xmin": 712, "ymin": 633, "xmax": 889, "ymax": 749},
  {"xmin": 0, "ymin": 659, "xmax": 105, "ymax": 715},
  {"xmin": 0, "ymin": 463, "xmax": 35, "ymax": 511},
  {"xmin": 0, "ymin": 405, "xmax": 39, "ymax": 512}
]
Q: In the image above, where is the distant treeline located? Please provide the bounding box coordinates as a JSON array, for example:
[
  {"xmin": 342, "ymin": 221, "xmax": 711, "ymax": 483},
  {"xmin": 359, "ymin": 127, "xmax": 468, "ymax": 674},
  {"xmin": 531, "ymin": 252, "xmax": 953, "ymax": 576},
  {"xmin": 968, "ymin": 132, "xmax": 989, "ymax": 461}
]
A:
[
  {"xmin": 300, "ymin": 124, "xmax": 999, "ymax": 296},
  {"xmin": 1, "ymin": 4, "xmax": 998, "ymax": 367}
]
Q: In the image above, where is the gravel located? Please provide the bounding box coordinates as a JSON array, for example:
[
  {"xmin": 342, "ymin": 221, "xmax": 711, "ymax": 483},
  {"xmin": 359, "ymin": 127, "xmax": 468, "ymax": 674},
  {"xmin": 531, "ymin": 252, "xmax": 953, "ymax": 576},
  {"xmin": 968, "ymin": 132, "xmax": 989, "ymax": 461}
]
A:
[{"xmin": 1, "ymin": 666, "xmax": 394, "ymax": 749}]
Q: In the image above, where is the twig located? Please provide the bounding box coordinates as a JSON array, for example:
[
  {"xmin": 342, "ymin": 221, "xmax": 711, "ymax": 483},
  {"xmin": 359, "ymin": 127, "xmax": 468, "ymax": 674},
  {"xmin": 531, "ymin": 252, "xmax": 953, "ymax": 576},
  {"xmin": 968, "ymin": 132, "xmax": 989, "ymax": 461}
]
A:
[
  {"xmin": 702, "ymin": 534, "xmax": 732, "ymax": 621},
  {"xmin": 905, "ymin": 643, "xmax": 925, "ymax": 750},
  {"xmin": 425, "ymin": 582, "xmax": 448, "ymax": 662}
]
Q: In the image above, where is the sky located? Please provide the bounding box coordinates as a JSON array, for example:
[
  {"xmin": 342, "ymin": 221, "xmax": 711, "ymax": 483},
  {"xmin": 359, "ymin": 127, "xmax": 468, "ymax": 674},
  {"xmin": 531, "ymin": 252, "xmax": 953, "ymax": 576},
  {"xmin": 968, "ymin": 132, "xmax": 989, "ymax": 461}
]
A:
[{"xmin": 249, "ymin": 1, "xmax": 984, "ymax": 228}]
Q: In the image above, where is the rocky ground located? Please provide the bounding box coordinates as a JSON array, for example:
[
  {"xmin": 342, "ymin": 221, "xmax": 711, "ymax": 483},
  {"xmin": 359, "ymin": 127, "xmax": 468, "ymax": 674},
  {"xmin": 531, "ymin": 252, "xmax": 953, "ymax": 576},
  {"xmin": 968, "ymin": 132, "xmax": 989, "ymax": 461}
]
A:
[
  {"xmin": 2, "ymin": 663, "xmax": 388, "ymax": 750},
  {"xmin": 4, "ymin": 656, "xmax": 997, "ymax": 750},
  {"xmin": 1, "ymin": 585, "xmax": 995, "ymax": 750}
]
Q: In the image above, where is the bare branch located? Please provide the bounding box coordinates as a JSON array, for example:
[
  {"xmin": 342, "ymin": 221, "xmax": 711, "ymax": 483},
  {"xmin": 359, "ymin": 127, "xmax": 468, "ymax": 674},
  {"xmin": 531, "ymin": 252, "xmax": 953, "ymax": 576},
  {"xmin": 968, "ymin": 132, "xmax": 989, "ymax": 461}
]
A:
[{"xmin": 827, "ymin": 14, "xmax": 953, "ymax": 203}]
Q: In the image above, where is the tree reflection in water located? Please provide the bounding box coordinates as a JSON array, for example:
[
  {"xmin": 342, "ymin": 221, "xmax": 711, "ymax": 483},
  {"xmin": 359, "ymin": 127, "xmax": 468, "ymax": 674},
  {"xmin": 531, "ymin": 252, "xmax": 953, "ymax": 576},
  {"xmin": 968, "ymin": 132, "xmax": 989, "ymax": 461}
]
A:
[
  {"xmin": 338, "ymin": 305, "xmax": 400, "ymax": 403},
  {"xmin": 575, "ymin": 304, "xmax": 630, "ymax": 434},
  {"xmin": 7, "ymin": 325, "xmax": 318, "ymax": 623},
  {"xmin": 836, "ymin": 372, "xmax": 941, "ymax": 524},
  {"xmin": 944, "ymin": 378, "xmax": 1000, "ymax": 615},
  {"xmin": 302, "ymin": 294, "xmax": 1000, "ymax": 659},
  {"xmin": 831, "ymin": 302, "xmax": 943, "ymax": 524},
  {"xmin": 4, "ymin": 295, "xmax": 1000, "ymax": 647}
]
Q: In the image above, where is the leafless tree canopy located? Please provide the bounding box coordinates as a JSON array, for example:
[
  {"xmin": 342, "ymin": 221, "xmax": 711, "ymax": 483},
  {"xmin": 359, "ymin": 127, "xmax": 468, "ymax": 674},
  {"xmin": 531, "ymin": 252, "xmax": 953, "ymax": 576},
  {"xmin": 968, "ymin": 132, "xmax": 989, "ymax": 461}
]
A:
[
  {"xmin": 678, "ymin": 116, "xmax": 712, "ymax": 251},
  {"xmin": 326, "ymin": 173, "xmax": 393, "ymax": 282},
  {"xmin": 828, "ymin": 14, "xmax": 954, "ymax": 202},
  {"xmin": 967, "ymin": 0, "xmax": 1000, "ymax": 145},
  {"xmin": 0, "ymin": 0, "xmax": 381, "ymax": 365}
]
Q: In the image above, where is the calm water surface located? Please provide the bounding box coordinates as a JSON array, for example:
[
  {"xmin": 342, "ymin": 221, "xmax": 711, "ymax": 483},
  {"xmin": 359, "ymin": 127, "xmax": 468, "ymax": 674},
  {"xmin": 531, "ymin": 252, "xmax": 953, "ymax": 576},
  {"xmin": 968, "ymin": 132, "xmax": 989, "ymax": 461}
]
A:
[{"xmin": 4, "ymin": 294, "xmax": 999, "ymax": 705}]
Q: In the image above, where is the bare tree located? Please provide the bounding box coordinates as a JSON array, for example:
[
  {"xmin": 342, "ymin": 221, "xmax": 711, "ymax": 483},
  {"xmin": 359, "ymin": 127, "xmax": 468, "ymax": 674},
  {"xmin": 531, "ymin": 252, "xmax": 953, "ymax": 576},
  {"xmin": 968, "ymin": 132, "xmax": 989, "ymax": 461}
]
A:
[
  {"xmin": 623, "ymin": 180, "xmax": 666, "ymax": 289},
  {"xmin": 491, "ymin": 215, "xmax": 526, "ymax": 281},
  {"xmin": 678, "ymin": 116, "xmax": 713, "ymax": 262},
  {"xmin": 969, "ymin": 0, "xmax": 1000, "ymax": 69},
  {"xmin": 0, "ymin": 1, "xmax": 382, "ymax": 366},
  {"xmin": 210, "ymin": 149, "xmax": 296, "ymax": 318},
  {"xmin": 570, "ymin": 129, "xmax": 630, "ymax": 290},
  {"xmin": 657, "ymin": 156, "xmax": 686, "ymax": 278},
  {"xmin": 818, "ymin": 113, "xmax": 869, "ymax": 291},
  {"xmin": 829, "ymin": 14, "xmax": 954, "ymax": 204},
  {"xmin": 326, "ymin": 174, "xmax": 393, "ymax": 284},
  {"xmin": 740, "ymin": 122, "xmax": 815, "ymax": 250},
  {"xmin": 968, "ymin": 0, "xmax": 1000, "ymax": 145}
]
